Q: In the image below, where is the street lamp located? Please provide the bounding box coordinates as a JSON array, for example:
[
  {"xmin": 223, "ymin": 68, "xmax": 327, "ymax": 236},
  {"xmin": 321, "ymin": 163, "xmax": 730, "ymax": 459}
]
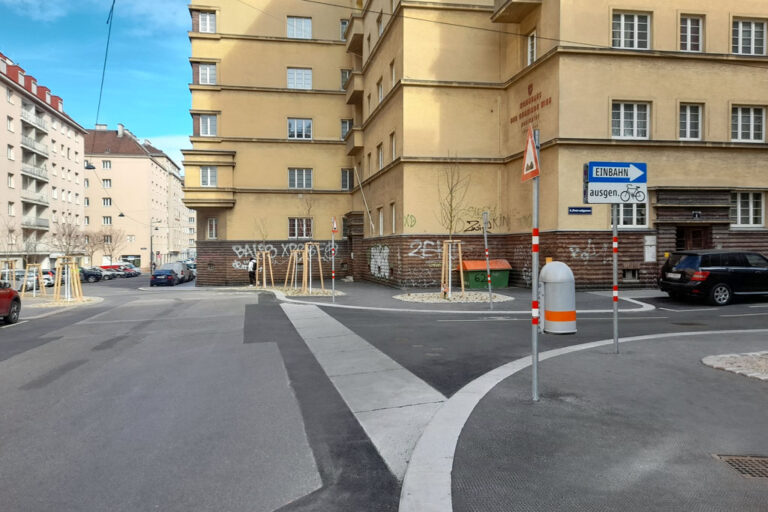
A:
[{"xmin": 149, "ymin": 220, "xmax": 161, "ymax": 271}]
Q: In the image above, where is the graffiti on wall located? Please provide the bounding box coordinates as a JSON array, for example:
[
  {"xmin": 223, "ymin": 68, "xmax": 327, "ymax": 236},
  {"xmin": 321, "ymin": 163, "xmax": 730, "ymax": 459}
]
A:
[
  {"xmin": 231, "ymin": 241, "xmax": 335, "ymax": 270},
  {"xmin": 406, "ymin": 240, "xmax": 442, "ymax": 259},
  {"xmin": 403, "ymin": 214, "xmax": 417, "ymax": 228},
  {"xmin": 461, "ymin": 206, "xmax": 510, "ymax": 233},
  {"xmin": 568, "ymin": 239, "xmax": 611, "ymax": 264},
  {"xmin": 369, "ymin": 245, "xmax": 390, "ymax": 279}
]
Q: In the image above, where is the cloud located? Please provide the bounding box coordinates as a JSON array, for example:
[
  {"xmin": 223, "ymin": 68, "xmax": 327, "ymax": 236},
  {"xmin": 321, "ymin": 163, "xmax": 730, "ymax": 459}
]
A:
[{"xmin": 0, "ymin": 0, "xmax": 73, "ymax": 21}]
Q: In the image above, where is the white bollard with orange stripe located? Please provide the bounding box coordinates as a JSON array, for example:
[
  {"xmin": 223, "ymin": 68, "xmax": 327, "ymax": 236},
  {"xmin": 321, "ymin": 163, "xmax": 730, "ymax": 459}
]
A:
[{"xmin": 539, "ymin": 261, "xmax": 577, "ymax": 334}]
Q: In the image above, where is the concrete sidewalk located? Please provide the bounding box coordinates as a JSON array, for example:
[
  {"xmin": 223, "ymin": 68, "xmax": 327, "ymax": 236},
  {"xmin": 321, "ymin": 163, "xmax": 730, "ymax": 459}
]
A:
[{"xmin": 402, "ymin": 330, "xmax": 768, "ymax": 512}]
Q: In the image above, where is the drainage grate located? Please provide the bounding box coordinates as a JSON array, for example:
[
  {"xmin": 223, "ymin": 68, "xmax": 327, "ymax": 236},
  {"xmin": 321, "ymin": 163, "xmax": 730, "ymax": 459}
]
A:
[{"xmin": 715, "ymin": 455, "xmax": 768, "ymax": 478}]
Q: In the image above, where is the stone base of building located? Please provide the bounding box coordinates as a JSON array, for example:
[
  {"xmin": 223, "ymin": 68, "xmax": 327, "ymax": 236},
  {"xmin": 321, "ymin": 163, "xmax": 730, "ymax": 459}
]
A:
[{"xmin": 195, "ymin": 228, "xmax": 768, "ymax": 289}]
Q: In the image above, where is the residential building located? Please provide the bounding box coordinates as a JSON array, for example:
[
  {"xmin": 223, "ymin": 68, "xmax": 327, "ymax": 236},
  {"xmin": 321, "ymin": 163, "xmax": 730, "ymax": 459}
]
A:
[
  {"xmin": 0, "ymin": 50, "xmax": 87, "ymax": 269},
  {"xmin": 85, "ymin": 124, "xmax": 196, "ymax": 269},
  {"xmin": 184, "ymin": 0, "xmax": 768, "ymax": 287}
]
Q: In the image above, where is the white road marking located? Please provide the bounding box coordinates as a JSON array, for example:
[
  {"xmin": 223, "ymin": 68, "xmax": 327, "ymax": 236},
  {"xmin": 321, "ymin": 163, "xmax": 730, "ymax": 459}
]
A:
[
  {"xmin": 399, "ymin": 328, "xmax": 768, "ymax": 512},
  {"xmin": 658, "ymin": 307, "xmax": 718, "ymax": 312},
  {"xmin": 0, "ymin": 320, "xmax": 28, "ymax": 329},
  {"xmin": 720, "ymin": 312, "xmax": 768, "ymax": 318},
  {"xmin": 748, "ymin": 304, "xmax": 768, "ymax": 308}
]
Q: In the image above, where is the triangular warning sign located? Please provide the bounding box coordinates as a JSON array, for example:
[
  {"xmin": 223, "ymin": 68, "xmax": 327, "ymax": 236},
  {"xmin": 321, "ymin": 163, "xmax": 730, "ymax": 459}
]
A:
[{"xmin": 521, "ymin": 126, "xmax": 540, "ymax": 182}]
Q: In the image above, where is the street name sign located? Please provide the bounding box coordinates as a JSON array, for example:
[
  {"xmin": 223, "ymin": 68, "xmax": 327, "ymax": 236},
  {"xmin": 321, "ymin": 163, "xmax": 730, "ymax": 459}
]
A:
[{"xmin": 584, "ymin": 161, "xmax": 648, "ymax": 204}]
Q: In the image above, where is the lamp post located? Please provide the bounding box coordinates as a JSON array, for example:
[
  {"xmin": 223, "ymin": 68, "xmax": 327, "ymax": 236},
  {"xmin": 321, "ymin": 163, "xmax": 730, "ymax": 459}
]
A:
[{"xmin": 149, "ymin": 220, "xmax": 160, "ymax": 271}]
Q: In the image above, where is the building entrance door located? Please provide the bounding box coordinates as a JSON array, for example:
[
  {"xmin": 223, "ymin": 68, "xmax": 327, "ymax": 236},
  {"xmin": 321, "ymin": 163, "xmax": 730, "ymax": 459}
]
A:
[{"xmin": 675, "ymin": 226, "xmax": 712, "ymax": 250}]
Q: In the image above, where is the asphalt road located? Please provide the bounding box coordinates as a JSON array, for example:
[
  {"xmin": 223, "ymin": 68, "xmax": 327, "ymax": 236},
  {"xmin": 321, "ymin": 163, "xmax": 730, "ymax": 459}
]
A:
[{"xmin": 1, "ymin": 283, "xmax": 766, "ymax": 511}]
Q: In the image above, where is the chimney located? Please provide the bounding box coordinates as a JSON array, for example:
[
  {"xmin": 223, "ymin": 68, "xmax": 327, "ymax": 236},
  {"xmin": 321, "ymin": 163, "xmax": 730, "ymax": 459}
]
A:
[
  {"xmin": 95, "ymin": 124, "xmax": 108, "ymax": 131},
  {"xmin": 117, "ymin": 123, "xmax": 124, "ymax": 137}
]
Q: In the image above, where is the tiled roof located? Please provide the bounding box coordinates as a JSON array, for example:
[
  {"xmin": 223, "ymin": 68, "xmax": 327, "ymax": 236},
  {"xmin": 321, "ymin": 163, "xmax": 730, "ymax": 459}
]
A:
[{"xmin": 84, "ymin": 130, "xmax": 147, "ymax": 156}]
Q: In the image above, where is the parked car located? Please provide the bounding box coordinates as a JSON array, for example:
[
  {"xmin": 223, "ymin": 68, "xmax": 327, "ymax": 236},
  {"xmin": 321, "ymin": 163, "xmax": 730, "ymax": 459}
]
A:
[
  {"xmin": 9, "ymin": 269, "xmax": 39, "ymax": 291},
  {"xmin": 100, "ymin": 265, "xmax": 129, "ymax": 278},
  {"xmin": 658, "ymin": 250, "xmax": 768, "ymax": 305},
  {"xmin": 186, "ymin": 262, "xmax": 197, "ymax": 278},
  {"xmin": 120, "ymin": 262, "xmax": 142, "ymax": 275},
  {"xmin": 79, "ymin": 267, "xmax": 102, "ymax": 283},
  {"xmin": 150, "ymin": 269, "xmax": 179, "ymax": 287},
  {"xmin": 160, "ymin": 262, "xmax": 192, "ymax": 283},
  {"xmin": 0, "ymin": 279, "xmax": 21, "ymax": 324}
]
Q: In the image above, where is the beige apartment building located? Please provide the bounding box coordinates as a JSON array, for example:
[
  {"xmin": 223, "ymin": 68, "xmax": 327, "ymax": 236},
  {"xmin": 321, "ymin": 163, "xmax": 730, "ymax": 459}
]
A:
[
  {"xmin": 184, "ymin": 0, "xmax": 768, "ymax": 287},
  {"xmin": 0, "ymin": 51, "xmax": 87, "ymax": 269},
  {"xmin": 85, "ymin": 125, "xmax": 196, "ymax": 270}
]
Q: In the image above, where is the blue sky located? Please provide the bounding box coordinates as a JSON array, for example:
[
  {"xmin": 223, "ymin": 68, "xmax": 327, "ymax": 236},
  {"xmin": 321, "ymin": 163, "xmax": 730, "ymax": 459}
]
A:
[{"xmin": 1, "ymin": 0, "xmax": 191, "ymax": 169}]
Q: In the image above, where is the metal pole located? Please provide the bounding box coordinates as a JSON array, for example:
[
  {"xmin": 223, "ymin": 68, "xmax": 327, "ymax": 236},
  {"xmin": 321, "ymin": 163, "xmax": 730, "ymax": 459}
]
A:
[
  {"xmin": 531, "ymin": 129, "xmax": 541, "ymax": 402},
  {"xmin": 65, "ymin": 264, "xmax": 71, "ymax": 301},
  {"xmin": 150, "ymin": 226, "xmax": 153, "ymax": 273},
  {"xmin": 447, "ymin": 244, "xmax": 452, "ymax": 299},
  {"xmin": 331, "ymin": 230, "xmax": 336, "ymax": 303},
  {"xmin": 482, "ymin": 211, "xmax": 493, "ymax": 310},
  {"xmin": 309, "ymin": 245, "xmax": 313, "ymax": 294},
  {"xmin": 612, "ymin": 204, "xmax": 619, "ymax": 354}
]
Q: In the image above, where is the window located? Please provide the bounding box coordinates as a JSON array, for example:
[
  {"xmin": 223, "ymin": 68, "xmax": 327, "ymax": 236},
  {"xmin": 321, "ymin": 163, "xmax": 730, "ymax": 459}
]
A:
[
  {"xmin": 679, "ymin": 104, "xmax": 702, "ymax": 140},
  {"xmin": 341, "ymin": 168, "xmax": 353, "ymax": 190},
  {"xmin": 341, "ymin": 119, "xmax": 352, "ymax": 139},
  {"xmin": 377, "ymin": 79, "xmax": 383, "ymax": 103},
  {"xmin": 102, "ymin": 160, "xmax": 111, "ymax": 169},
  {"xmin": 6, "ymin": 145, "xmax": 14, "ymax": 160},
  {"xmin": 207, "ymin": 218, "xmax": 218, "ymax": 239},
  {"xmin": 341, "ymin": 69, "xmax": 351, "ymax": 89},
  {"xmin": 75, "ymin": 193, "xmax": 80, "ymax": 205},
  {"xmin": 6, "ymin": 88, "xmax": 12, "ymax": 103},
  {"xmin": 287, "ymin": 17, "xmax": 312, "ymax": 39},
  {"xmin": 391, "ymin": 202, "xmax": 396, "ymax": 234},
  {"xmin": 616, "ymin": 203, "xmax": 647, "ymax": 227},
  {"xmin": 527, "ymin": 32, "xmax": 537, "ymax": 65},
  {"xmin": 288, "ymin": 168, "xmax": 312, "ymax": 189},
  {"xmin": 733, "ymin": 19, "xmax": 766, "ymax": 55},
  {"xmin": 199, "ymin": 63, "xmax": 217, "ymax": 85},
  {"xmin": 340, "ymin": 19, "xmax": 348, "ymax": 41},
  {"xmin": 102, "ymin": 216, "xmax": 112, "ymax": 225},
  {"xmin": 732, "ymin": 106, "xmax": 764, "ymax": 142},
  {"xmin": 126, "ymin": 235, "xmax": 135, "ymax": 243},
  {"xmin": 377, "ymin": 144, "xmax": 384, "ymax": 170},
  {"xmin": 377, "ymin": 12, "xmax": 383, "ymax": 36},
  {"xmin": 730, "ymin": 192, "xmax": 763, "ymax": 226},
  {"xmin": 189, "ymin": 216, "xmax": 195, "ymax": 223},
  {"xmin": 6, "ymin": 116, "xmax": 12, "ymax": 131},
  {"xmin": 612, "ymin": 13, "xmax": 650, "ymax": 50},
  {"xmin": 84, "ymin": 178, "xmax": 89, "ymax": 188},
  {"xmin": 390, "ymin": 60, "xmax": 396, "ymax": 87},
  {"xmin": 680, "ymin": 16, "xmax": 702, "ymax": 52},
  {"xmin": 288, "ymin": 118, "xmax": 312, "ymax": 139},
  {"xmin": 612, "ymin": 102, "xmax": 649, "ymax": 139},
  {"xmin": 84, "ymin": 216, "xmax": 89, "ymax": 226},
  {"xmin": 201, "ymin": 166, "xmax": 218, "ymax": 187},
  {"xmin": 287, "ymin": 68, "xmax": 312, "ymax": 89},
  {"xmin": 53, "ymin": 187, "xmax": 59, "ymax": 199},
  {"xmin": 200, "ymin": 115, "xmax": 217, "ymax": 136},
  {"xmin": 7, "ymin": 202, "xmax": 14, "ymax": 216},
  {"xmin": 103, "ymin": 235, "xmax": 112, "ymax": 244},
  {"xmin": 378, "ymin": 208, "xmax": 384, "ymax": 236},
  {"xmin": 102, "ymin": 179, "xmax": 112, "ymax": 188},
  {"xmin": 289, "ymin": 218, "xmax": 312, "ymax": 239},
  {"xmin": 102, "ymin": 197, "xmax": 112, "ymax": 206},
  {"xmin": 7, "ymin": 173, "xmax": 14, "ymax": 188},
  {"xmin": 51, "ymin": 210, "xmax": 57, "ymax": 223},
  {"xmin": 390, "ymin": 132, "xmax": 396, "ymax": 160},
  {"xmin": 199, "ymin": 12, "xmax": 216, "ymax": 33},
  {"xmin": 51, "ymin": 140, "xmax": 57, "ymax": 153},
  {"xmin": 84, "ymin": 197, "xmax": 89, "ymax": 206}
]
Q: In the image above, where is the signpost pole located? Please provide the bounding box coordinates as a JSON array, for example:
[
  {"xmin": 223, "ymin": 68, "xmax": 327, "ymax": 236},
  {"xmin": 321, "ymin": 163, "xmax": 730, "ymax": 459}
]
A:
[
  {"xmin": 482, "ymin": 211, "xmax": 493, "ymax": 310},
  {"xmin": 612, "ymin": 204, "xmax": 619, "ymax": 354},
  {"xmin": 331, "ymin": 217, "xmax": 336, "ymax": 304},
  {"xmin": 531, "ymin": 130, "xmax": 541, "ymax": 402}
]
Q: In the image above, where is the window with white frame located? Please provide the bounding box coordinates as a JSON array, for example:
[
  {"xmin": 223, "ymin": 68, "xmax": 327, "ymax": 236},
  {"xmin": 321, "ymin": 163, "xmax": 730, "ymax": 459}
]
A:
[
  {"xmin": 287, "ymin": 68, "xmax": 312, "ymax": 89},
  {"xmin": 377, "ymin": 12, "xmax": 383, "ymax": 36},
  {"xmin": 679, "ymin": 104, "xmax": 702, "ymax": 140},
  {"xmin": 201, "ymin": 166, "xmax": 217, "ymax": 187},
  {"xmin": 207, "ymin": 218, "xmax": 218, "ymax": 239},
  {"xmin": 341, "ymin": 168, "xmax": 353, "ymax": 190},
  {"xmin": 527, "ymin": 32, "xmax": 537, "ymax": 65},
  {"xmin": 288, "ymin": 168, "xmax": 312, "ymax": 189},
  {"xmin": 391, "ymin": 202, "xmax": 396, "ymax": 234},
  {"xmin": 680, "ymin": 16, "xmax": 703, "ymax": 52},
  {"xmin": 732, "ymin": 106, "xmax": 764, "ymax": 142},
  {"xmin": 51, "ymin": 187, "xmax": 58, "ymax": 200},
  {"xmin": 102, "ymin": 179, "xmax": 112, "ymax": 188},
  {"xmin": 730, "ymin": 192, "xmax": 763, "ymax": 226},
  {"xmin": 199, "ymin": 63, "xmax": 217, "ymax": 85},
  {"xmin": 341, "ymin": 69, "xmax": 351, "ymax": 89},
  {"xmin": 127, "ymin": 235, "xmax": 135, "ymax": 243},
  {"xmin": 288, "ymin": 118, "xmax": 312, "ymax": 139},
  {"xmin": 6, "ymin": 116, "xmax": 12, "ymax": 131},
  {"xmin": 84, "ymin": 197, "xmax": 89, "ymax": 207},
  {"xmin": 102, "ymin": 216, "xmax": 112, "ymax": 225},
  {"xmin": 377, "ymin": 144, "xmax": 383, "ymax": 170},
  {"xmin": 390, "ymin": 132, "xmax": 396, "ymax": 160},
  {"xmin": 84, "ymin": 178, "xmax": 89, "ymax": 188},
  {"xmin": 102, "ymin": 160, "xmax": 111, "ymax": 169},
  {"xmin": 341, "ymin": 119, "xmax": 352, "ymax": 138},
  {"xmin": 287, "ymin": 17, "xmax": 312, "ymax": 39},
  {"xmin": 6, "ymin": 145, "xmax": 14, "ymax": 160},
  {"xmin": 612, "ymin": 102, "xmax": 649, "ymax": 139},
  {"xmin": 103, "ymin": 235, "xmax": 112, "ymax": 244},
  {"xmin": 733, "ymin": 19, "xmax": 766, "ymax": 55},
  {"xmin": 84, "ymin": 216, "xmax": 89, "ymax": 226},
  {"xmin": 102, "ymin": 197, "xmax": 112, "ymax": 207},
  {"xmin": 6, "ymin": 88, "xmax": 12, "ymax": 104},
  {"xmin": 199, "ymin": 12, "xmax": 216, "ymax": 33},
  {"xmin": 200, "ymin": 115, "xmax": 217, "ymax": 136},
  {"xmin": 288, "ymin": 217, "xmax": 312, "ymax": 238},
  {"xmin": 612, "ymin": 13, "xmax": 650, "ymax": 50},
  {"xmin": 378, "ymin": 208, "xmax": 384, "ymax": 236},
  {"xmin": 377, "ymin": 79, "xmax": 383, "ymax": 103},
  {"xmin": 340, "ymin": 19, "xmax": 348, "ymax": 41},
  {"xmin": 390, "ymin": 60, "xmax": 396, "ymax": 87},
  {"xmin": 7, "ymin": 202, "xmax": 14, "ymax": 216},
  {"xmin": 7, "ymin": 173, "xmax": 14, "ymax": 188},
  {"xmin": 616, "ymin": 203, "xmax": 647, "ymax": 227}
]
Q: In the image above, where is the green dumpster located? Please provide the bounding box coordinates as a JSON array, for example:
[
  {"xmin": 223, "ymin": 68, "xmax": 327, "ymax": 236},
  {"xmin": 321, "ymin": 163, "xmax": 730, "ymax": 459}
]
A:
[{"xmin": 461, "ymin": 259, "xmax": 511, "ymax": 289}]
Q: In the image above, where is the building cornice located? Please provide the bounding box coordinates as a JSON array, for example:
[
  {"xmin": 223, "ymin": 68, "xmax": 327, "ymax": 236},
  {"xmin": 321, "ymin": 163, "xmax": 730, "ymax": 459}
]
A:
[
  {"xmin": 189, "ymin": 84, "xmax": 346, "ymax": 95},
  {"xmin": 189, "ymin": 31, "xmax": 346, "ymax": 46},
  {"xmin": 0, "ymin": 75, "xmax": 87, "ymax": 134}
]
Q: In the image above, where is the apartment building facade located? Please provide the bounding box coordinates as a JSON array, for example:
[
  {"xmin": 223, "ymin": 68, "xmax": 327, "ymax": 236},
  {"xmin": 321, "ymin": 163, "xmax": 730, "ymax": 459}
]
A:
[
  {"xmin": 85, "ymin": 125, "xmax": 196, "ymax": 270},
  {"xmin": 184, "ymin": 0, "xmax": 768, "ymax": 287},
  {"xmin": 0, "ymin": 51, "xmax": 87, "ymax": 269}
]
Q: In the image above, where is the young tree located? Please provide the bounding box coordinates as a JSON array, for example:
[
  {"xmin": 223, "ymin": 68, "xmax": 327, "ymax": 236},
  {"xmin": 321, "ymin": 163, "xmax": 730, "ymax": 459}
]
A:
[
  {"xmin": 99, "ymin": 228, "xmax": 127, "ymax": 264},
  {"xmin": 49, "ymin": 222, "xmax": 86, "ymax": 257},
  {"xmin": 437, "ymin": 159, "xmax": 470, "ymax": 240},
  {"xmin": 83, "ymin": 230, "xmax": 101, "ymax": 267}
]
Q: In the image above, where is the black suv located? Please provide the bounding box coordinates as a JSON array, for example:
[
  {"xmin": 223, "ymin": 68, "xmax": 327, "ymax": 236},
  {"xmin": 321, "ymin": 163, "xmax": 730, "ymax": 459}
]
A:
[{"xmin": 659, "ymin": 250, "xmax": 768, "ymax": 305}]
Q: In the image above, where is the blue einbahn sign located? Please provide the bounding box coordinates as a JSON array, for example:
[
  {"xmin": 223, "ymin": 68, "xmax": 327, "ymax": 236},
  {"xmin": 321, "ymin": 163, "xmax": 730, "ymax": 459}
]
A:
[{"xmin": 587, "ymin": 162, "xmax": 647, "ymax": 183}]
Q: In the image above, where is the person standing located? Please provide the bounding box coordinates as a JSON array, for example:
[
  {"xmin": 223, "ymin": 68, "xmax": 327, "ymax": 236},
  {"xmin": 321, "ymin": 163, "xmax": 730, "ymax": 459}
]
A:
[{"xmin": 248, "ymin": 257, "xmax": 256, "ymax": 286}]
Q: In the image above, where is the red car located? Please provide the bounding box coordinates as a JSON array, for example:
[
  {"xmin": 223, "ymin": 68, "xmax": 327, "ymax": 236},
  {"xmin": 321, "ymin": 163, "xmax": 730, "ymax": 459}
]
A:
[{"xmin": 0, "ymin": 279, "xmax": 21, "ymax": 324}]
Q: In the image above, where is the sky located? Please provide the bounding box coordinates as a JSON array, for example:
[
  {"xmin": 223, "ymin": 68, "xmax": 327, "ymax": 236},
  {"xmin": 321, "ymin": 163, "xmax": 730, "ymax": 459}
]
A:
[{"xmin": 0, "ymin": 0, "xmax": 191, "ymax": 169}]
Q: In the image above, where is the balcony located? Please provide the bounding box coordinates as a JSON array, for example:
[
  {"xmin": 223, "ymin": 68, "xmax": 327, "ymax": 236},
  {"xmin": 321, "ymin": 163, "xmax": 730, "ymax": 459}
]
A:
[
  {"xmin": 345, "ymin": 14, "xmax": 363, "ymax": 54},
  {"xmin": 345, "ymin": 128, "xmax": 363, "ymax": 155},
  {"xmin": 21, "ymin": 136, "xmax": 49, "ymax": 157},
  {"xmin": 20, "ymin": 163, "xmax": 49, "ymax": 182},
  {"xmin": 492, "ymin": 0, "xmax": 541, "ymax": 22},
  {"xmin": 345, "ymin": 72, "xmax": 363, "ymax": 105},
  {"xmin": 21, "ymin": 216, "xmax": 50, "ymax": 230},
  {"xmin": 20, "ymin": 189, "xmax": 49, "ymax": 206},
  {"xmin": 20, "ymin": 110, "xmax": 48, "ymax": 132}
]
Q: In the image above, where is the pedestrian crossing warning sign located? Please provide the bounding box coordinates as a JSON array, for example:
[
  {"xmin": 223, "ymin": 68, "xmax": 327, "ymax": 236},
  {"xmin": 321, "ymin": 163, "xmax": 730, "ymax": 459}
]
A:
[{"xmin": 521, "ymin": 126, "xmax": 540, "ymax": 182}]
